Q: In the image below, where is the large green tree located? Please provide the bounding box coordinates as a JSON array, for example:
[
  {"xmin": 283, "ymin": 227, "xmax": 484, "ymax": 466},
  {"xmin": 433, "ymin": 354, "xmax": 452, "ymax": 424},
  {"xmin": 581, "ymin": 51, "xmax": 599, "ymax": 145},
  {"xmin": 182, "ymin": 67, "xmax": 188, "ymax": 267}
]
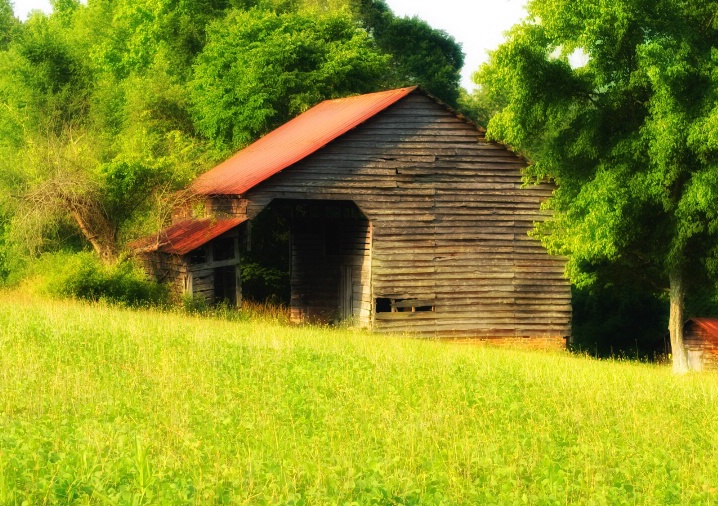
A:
[
  {"xmin": 190, "ymin": 7, "xmax": 390, "ymax": 151},
  {"xmin": 355, "ymin": 0, "xmax": 463, "ymax": 105},
  {"xmin": 477, "ymin": 0, "xmax": 718, "ymax": 372},
  {"xmin": 0, "ymin": 2, "xmax": 210, "ymax": 262}
]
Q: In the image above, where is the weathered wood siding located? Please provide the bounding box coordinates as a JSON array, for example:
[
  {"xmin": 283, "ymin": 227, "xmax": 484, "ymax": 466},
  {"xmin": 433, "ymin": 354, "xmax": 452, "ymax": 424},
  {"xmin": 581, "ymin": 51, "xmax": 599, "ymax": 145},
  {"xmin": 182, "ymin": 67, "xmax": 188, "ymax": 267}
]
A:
[
  {"xmin": 207, "ymin": 91, "xmax": 571, "ymax": 338},
  {"xmin": 137, "ymin": 252, "xmax": 189, "ymax": 297},
  {"xmin": 138, "ymin": 231, "xmax": 240, "ymax": 306},
  {"xmin": 683, "ymin": 322, "xmax": 718, "ymax": 371}
]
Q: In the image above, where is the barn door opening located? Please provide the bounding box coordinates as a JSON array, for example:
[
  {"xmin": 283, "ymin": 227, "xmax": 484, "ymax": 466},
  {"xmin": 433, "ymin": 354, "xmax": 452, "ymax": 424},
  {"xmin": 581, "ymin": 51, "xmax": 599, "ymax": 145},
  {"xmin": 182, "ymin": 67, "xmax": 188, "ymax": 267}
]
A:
[
  {"xmin": 246, "ymin": 199, "xmax": 371, "ymax": 326},
  {"xmin": 214, "ymin": 265, "xmax": 238, "ymax": 306}
]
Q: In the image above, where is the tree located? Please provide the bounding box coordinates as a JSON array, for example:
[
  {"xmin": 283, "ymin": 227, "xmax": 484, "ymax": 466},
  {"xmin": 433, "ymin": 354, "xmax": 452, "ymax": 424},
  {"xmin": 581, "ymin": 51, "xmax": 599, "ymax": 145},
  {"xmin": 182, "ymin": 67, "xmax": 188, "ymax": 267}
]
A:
[
  {"xmin": 190, "ymin": 7, "xmax": 390, "ymax": 151},
  {"xmin": 476, "ymin": 0, "xmax": 718, "ymax": 372},
  {"xmin": 0, "ymin": 0, "xmax": 18, "ymax": 50},
  {"xmin": 355, "ymin": 0, "xmax": 463, "ymax": 106},
  {"xmin": 457, "ymin": 84, "xmax": 501, "ymax": 129},
  {"xmin": 0, "ymin": 2, "xmax": 212, "ymax": 263}
]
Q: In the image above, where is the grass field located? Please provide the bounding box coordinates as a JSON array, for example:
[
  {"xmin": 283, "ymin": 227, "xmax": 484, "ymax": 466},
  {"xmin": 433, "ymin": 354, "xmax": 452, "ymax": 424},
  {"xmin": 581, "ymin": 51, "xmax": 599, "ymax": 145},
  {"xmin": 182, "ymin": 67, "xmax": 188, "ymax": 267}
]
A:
[{"xmin": 1, "ymin": 293, "xmax": 718, "ymax": 505}]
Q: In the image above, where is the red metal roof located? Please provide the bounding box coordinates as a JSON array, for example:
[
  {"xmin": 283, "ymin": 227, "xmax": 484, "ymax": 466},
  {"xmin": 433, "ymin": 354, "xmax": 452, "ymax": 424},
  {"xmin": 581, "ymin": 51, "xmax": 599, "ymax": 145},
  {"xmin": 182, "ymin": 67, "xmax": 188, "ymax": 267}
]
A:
[
  {"xmin": 130, "ymin": 217, "xmax": 246, "ymax": 256},
  {"xmin": 192, "ymin": 87, "xmax": 418, "ymax": 195},
  {"xmin": 689, "ymin": 318, "xmax": 718, "ymax": 338}
]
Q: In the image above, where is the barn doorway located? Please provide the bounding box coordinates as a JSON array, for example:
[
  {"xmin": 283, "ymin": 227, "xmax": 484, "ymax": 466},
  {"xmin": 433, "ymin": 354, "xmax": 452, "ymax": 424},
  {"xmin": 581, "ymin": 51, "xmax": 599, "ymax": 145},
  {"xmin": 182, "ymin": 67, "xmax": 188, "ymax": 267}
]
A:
[
  {"xmin": 213, "ymin": 265, "xmax": 237, "ymax": 306},
  {"xmin": 245, "ymin": 199, "xmax": 371, "ymax": 326}
]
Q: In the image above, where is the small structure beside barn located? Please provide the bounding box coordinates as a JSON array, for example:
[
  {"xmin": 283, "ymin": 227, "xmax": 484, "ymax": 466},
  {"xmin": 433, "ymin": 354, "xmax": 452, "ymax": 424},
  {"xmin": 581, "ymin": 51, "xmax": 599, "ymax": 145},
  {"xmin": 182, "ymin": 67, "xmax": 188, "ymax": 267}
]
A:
[
  {"xmin": 682, "ymin": 318, "xmax": 718, "ymax": 371},
  {"xmin": 131, "ymin": 217, "xmax": 244, "ymax": 305},
  {"xmin": 132, "ymin": 86, "xmax": 572, "ymax": 344}
]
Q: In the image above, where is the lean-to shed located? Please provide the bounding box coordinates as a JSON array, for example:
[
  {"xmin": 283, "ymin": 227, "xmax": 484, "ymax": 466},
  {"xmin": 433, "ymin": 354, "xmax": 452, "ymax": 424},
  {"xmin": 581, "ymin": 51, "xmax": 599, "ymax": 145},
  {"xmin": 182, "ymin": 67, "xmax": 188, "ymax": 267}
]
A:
[
  {"xmin": 131, "ymin": 217, "xmax": 244, "ymax": 305},
  {"xmin": 134, "ymin": 87, "xmax": 572, "ymax": 344}
]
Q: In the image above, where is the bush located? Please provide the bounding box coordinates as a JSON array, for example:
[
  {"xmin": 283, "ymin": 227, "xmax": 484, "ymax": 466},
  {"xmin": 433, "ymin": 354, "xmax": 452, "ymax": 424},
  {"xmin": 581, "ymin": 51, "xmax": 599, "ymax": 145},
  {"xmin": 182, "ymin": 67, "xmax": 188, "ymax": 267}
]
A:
[
  {"xmin": 27, "ymin": 252, "xmax": 169, "ymax": 307},
  {"xmin": 571, "ymin": 285, "xmax": 668, "ymax": 359}
]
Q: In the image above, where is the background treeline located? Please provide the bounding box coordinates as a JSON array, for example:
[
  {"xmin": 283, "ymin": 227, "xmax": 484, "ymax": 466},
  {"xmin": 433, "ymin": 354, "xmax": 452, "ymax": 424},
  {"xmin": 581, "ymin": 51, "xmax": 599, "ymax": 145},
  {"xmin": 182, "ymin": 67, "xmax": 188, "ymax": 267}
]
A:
[
  {"xmin": 0, "ymin": 0, "xmax": 701, "ymax": 358},
  {"xmin": 0, "ymin": 0, "xmax": 464, "ymax": 269}
]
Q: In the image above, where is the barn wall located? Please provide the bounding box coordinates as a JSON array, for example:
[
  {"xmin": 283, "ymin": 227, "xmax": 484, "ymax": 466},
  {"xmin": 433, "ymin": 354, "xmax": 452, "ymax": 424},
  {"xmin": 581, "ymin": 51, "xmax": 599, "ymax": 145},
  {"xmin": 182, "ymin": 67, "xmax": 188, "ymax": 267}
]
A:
[
  {"xmin": 137, "ymin": 231, "xmax": 241, "ymax": 306},
  {"xmin": 137, "ymin": 252, "xmax": 189, "ymax": 297},
  {"xmin": 683, "ymin": 322, "xmax": 718, "ymax": 371},
  {"xmin": 186, "ymin": 233, "xmax": 241, "ymax": 306},
  {"xmin": 208, "ymin": 92, "xmax": 571, "ymax": 338}
]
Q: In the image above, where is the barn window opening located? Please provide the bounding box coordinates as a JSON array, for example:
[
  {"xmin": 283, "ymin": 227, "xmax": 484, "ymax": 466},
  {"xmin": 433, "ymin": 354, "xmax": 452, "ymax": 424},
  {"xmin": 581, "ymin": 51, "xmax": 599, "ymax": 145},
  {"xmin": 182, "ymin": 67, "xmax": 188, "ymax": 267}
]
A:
[
  {"xmin": 375, "ymin": 298, "xmax": 435, "ymax": 313},
  {"xmin": 213, "ymin": 237, "xmax": 236, "ymax": 261},
  {"xmin": 375, "ymin": 297, "xmax": 392, "ymax": 313},
  {"xmin": 189, "ymin": 246, "xmax": 207, "ymax": 265}
]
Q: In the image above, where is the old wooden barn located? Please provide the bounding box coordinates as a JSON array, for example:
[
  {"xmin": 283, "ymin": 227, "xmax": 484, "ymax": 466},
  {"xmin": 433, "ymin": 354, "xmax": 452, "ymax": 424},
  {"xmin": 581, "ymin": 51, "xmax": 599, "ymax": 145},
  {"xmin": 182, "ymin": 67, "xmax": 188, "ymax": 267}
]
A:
[
  {"xmin": 681, "ymin": 318, "xmax": 718, "ymax": 371},
  {"xmin": 133, "ymin": 87, "xmax": 572, "ymax": 344}
]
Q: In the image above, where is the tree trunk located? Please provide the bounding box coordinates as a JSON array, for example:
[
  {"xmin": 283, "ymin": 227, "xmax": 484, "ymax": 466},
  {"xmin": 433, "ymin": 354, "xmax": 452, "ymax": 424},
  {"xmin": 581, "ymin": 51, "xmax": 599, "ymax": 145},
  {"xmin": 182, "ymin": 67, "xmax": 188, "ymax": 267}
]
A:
[
  {"xmin": 668, "ymin": 268, "xmax": 689, "ymax": 374},
  {"xmin": 70, "ymin": 209, "xmax": 117, "ymax": 264}
]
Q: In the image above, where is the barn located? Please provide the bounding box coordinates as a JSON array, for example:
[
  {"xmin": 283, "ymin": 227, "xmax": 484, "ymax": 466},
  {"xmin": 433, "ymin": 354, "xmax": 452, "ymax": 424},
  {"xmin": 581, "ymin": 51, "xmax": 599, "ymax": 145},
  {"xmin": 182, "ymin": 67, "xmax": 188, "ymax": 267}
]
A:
[
  {"xmin": 133, "ymin": 87, "xmax": 571, "ymax": 344},
  {"xmin": 681, "ymin": 318, "xmax": 718, "ymax": 371}
]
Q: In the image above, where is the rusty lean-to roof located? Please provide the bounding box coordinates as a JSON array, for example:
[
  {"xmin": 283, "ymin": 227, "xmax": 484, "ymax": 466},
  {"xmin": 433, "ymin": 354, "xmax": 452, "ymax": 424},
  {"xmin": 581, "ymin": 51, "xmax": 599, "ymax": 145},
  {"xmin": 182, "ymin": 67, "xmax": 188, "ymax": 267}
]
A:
[
  {"xmin": 130, "ymin": 217, "xmax": 246, "ymax": 256},
  {"xmin": 688, "ymin": 318, "xmax": 718, "ymax": 339},
  {"xmin": 192, "ymin": 86, "xmax": 418, "ymax": 195}
]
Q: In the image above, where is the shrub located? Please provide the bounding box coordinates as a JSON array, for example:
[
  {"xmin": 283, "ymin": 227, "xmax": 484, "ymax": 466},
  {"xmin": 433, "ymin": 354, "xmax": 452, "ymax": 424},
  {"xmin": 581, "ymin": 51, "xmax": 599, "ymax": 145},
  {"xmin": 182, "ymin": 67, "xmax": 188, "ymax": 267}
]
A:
[{"xmin": 27, "ymin": 251, "xmax": 169, "ymax": 307}]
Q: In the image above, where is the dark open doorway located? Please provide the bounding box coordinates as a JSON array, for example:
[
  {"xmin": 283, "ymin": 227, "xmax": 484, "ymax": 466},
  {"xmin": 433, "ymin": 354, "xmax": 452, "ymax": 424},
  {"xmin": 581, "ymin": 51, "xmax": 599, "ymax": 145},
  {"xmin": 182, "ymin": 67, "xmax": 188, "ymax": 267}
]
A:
[{"xmin": 245, "ymin": 199, "xmax": 371, "ymax": 326}]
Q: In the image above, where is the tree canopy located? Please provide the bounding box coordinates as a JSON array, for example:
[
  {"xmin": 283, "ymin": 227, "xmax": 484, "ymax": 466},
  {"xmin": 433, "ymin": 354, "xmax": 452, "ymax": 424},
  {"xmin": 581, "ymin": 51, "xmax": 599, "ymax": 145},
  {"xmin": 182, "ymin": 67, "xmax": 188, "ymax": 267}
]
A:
[
  {"xmin": 476, "ymin": 0, "xmax": 718, "ymax": 371},
  {"xmin": 190, "ymin": 8, "xmax": 390, "ymax": 151},
  {"xmin": 0, "ymin": 0, "xmax": 463, "ymax": 271}
]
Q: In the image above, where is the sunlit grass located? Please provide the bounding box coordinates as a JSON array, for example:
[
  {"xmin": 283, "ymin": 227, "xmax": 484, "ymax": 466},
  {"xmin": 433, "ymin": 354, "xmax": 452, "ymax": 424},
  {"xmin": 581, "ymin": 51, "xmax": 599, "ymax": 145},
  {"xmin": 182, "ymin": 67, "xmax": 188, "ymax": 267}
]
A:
[{"xmin": 1, "ymin": 292, "xmax": 717, "ymax": 504}]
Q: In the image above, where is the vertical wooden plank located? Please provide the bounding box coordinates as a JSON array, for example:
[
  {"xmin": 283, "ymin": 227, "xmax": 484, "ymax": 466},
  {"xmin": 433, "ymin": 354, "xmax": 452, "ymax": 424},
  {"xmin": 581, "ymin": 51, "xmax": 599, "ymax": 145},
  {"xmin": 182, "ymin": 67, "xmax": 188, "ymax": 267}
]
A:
[
  {"xmin": 339, "ymin": 265, "xmax": 353, "ymax": 322},
  {"xmin": 185, "ymin": 273, "xmax": 193, "ymax": 296}
]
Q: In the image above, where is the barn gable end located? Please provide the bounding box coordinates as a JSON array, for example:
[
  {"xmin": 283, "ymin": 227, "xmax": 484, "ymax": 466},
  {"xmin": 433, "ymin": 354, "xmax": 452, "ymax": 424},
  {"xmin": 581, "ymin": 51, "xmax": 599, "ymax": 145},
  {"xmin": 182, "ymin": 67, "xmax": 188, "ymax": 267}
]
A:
[{"xmin": 136, "ymin": 88, "xmax": 572, "ymax": 343}]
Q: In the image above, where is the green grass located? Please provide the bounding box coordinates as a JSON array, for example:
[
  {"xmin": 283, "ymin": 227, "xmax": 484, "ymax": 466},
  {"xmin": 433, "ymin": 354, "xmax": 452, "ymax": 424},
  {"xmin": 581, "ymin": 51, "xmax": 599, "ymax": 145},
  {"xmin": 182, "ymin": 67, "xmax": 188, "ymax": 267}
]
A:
[{"xmin": 1, "ymin": 293, "xmax": 718, "ymax": 505}]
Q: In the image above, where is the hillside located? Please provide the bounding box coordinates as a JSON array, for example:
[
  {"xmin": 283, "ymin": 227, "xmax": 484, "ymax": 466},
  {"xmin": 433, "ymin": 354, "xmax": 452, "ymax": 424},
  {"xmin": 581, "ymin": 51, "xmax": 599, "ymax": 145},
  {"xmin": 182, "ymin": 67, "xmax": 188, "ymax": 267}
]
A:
[{"xmin": 1, "ymin": 293, "xmax": 717, "ymax": 504}]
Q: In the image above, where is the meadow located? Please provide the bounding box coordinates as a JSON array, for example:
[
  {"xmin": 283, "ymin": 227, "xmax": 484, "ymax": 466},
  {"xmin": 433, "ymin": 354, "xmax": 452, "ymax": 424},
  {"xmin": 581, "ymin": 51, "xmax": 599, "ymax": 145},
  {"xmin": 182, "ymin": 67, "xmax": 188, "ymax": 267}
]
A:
[{"xmin": 1, "ymin": 293, "xmax": 718, "ymax": 505}]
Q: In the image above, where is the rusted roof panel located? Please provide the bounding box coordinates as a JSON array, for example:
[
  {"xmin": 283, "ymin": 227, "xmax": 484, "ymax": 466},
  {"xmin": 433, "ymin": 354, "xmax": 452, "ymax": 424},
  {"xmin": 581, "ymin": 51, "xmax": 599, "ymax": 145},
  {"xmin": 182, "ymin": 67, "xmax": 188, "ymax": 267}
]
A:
[
  {"xmin": 689, "ymin": 318, "xmax": 718, "ymax": 339},
  {"xmin": 130, "ymin": 217, "xmax": 246, "ymax": 256},
  {"xmin": 192, "ymin": 87, "xmax": 418, "ymax": 195}
]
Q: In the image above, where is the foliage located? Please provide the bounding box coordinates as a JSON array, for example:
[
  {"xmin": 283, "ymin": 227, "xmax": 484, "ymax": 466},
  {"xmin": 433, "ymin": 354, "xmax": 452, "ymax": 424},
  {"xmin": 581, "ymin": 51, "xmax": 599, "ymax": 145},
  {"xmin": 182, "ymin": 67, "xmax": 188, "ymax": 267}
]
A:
[
  {"xmin": 181, "ymin": 293, "xmax": 291, "ymax": 323},
  {"xmin": 0, "ymin": 1, "xmax": 214, "ymax": 262},
  {"xmin": 23, "ymin": 251, "xmax": 169, "ymax": 306},
  {"xmin": 355, "ymin": 0, "xmax": 463, "ymax": 105},
  {"xmin": 240, "ymin": 261, "xmax": 290, "ymax": 304},
  {"xmin": 2, "ymin": 295, "xmax": 718, "ymax": 503},
  {"xmin": 476, "ymin": 0, "xmax": 718, "ymax": 371},
  {"xmin": 190, "ymin": 8, "xmax": 389, "ymax": 151},
  {"xmin": 456, "ymin": 85, "xmax": 501, "ymax": 129},
  {"xmin": 571, "ymin": 285, "xmax": 668, "ymax": 359},
  {"xmin": 0, "ymin": 0, "xmax": 18, "ymax": 50}
]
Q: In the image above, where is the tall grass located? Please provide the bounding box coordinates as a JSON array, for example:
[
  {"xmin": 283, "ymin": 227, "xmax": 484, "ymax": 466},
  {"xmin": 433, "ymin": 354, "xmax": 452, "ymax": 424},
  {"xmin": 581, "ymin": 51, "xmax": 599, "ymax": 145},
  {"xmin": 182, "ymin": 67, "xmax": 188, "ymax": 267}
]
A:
[{"xmin": 1, "ymin": 292, "xmax": 717, "ymax": 504}]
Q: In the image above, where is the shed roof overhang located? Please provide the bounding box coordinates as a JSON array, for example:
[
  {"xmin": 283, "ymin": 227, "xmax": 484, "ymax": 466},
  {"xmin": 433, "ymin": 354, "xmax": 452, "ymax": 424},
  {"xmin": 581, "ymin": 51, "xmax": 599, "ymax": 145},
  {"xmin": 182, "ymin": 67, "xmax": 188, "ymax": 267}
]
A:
[{"xmin": 130, "ymin": 217, "xmax": 246, "ymax": 256}]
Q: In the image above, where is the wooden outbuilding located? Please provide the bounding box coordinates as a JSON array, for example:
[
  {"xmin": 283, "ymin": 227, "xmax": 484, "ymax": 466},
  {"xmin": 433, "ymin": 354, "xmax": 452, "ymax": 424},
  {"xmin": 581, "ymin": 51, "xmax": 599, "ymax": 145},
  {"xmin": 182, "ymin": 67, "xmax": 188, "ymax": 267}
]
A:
[
  {"xmin": 682, "ymin": 318, "xmax": 718, "ymax": 371},
  {"xmin": 133, "ymin": 87, "xmax": 572, "ymax": 344},
  {"xmin": 131, "ymin": 217, "xmax": 244, "ymax": 305}
]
